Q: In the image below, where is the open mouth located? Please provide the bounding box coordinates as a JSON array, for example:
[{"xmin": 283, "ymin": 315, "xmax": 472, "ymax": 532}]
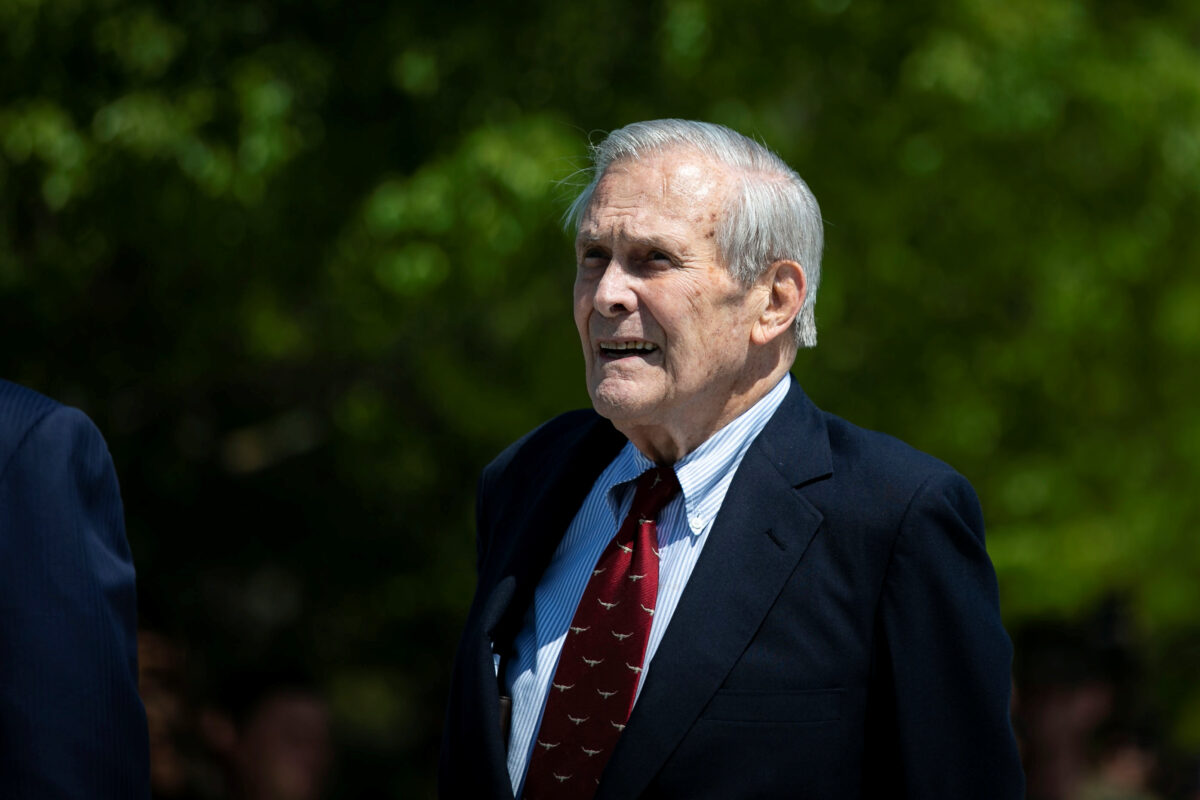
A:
[{"xmin": 599, "ymin": 340, "xmax": 658, "ymax": 359}]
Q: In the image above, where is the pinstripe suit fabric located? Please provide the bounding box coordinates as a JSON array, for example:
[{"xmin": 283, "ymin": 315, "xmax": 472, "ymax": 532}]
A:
[{"xmin": 0, "ymin": 380, "xmax": 149, "ymax": 799}]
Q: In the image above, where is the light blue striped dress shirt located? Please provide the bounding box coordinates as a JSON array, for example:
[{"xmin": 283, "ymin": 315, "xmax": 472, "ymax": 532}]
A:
[{"xmin": 503, "ymin": 376, "xmax": 791, "ymax": 795}]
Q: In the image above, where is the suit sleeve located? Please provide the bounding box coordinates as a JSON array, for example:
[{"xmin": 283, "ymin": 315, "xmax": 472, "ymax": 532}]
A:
[
  {"xmin": 876, "ymin": 470, "xmax": 1024, "ymax": 799},
  {"xmin": 0, "ymin": 406, "xmax": 150, "ymax": 799}
]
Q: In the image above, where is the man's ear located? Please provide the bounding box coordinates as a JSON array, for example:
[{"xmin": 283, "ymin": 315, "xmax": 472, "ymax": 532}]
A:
[{"xmin": 751, "ymin": 259, "xmax": 806, "ymax": 346}]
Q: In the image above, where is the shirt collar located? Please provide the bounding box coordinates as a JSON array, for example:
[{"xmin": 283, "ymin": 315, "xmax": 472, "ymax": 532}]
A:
[{"xmin": 601, "ymin": 375, "xmax": 792, "ymax": 536}]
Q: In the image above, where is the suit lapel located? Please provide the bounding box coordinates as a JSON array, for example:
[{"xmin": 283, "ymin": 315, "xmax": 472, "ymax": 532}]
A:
[
  {"xmin": 486, "ymin": 416, "xmax": 628, "ymax": 650},
  {"xmin": 597, "ymin": 380, "xmax": 834, "ymax": 799},
  {"xmin": 464, "ymin": 414, "xmax": 627, "ymax": 798}
]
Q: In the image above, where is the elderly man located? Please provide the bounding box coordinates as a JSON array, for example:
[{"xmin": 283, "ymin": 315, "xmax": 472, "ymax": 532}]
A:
[{"xmin": 440, "ymin": 120, "xmax": 1024, "ymax": 799}]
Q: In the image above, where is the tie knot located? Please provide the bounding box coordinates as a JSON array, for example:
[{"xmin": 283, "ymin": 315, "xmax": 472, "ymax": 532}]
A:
[{"xmin": 629, "ymin": 467, "xmax": 681, "ymax": 523}]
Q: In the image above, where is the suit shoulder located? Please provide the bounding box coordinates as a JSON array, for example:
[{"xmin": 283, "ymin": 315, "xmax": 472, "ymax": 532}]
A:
[
  {"xmin": 0, "ymin": 381, "xmax": 111, "ymax": 482},
  {"xmin": 0, "ymin": 381, "xmax": 67, "ymax": 478},
  {"xmin": 0, "ymin": 379, "xmax": 62, "ymax": 430},
  {"xmin": 803, "ymin": 409, "xmax": 984, "ymax": 551},
  {"xmin": 484, "ymin": 408, "xmax": 606, "ymax": 483},
  {"xmin": 820, "ymin": 409, "xmax": 963, "ymax": 492}
]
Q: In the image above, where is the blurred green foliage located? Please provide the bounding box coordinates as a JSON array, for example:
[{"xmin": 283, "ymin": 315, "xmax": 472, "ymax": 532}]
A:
[{"xmin": 2, "ymin": 0, "xmax": 1198, "ymax": 795}]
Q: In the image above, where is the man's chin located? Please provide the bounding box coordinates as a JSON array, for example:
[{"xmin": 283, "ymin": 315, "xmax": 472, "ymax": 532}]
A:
[{"xmin": 587, "ymin": 381, "xmax": 660, "ymax": 426}]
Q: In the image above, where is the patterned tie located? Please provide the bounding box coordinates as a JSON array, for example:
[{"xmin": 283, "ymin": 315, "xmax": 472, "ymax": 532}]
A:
[{"xmin": 522, "ymin": 466, "xmax": 681, "ymax": 799}]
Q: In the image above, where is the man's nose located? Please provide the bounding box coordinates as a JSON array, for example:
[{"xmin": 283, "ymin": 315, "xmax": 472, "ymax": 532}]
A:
[{"xmin": 593, "ymin": 261, "xmax": 637, "ymax": 317}]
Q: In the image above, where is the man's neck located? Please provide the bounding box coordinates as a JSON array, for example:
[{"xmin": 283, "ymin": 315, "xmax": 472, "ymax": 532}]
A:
[{"xmin": 620, "ymin": 366, "xmax": 793, "ymax": 464}]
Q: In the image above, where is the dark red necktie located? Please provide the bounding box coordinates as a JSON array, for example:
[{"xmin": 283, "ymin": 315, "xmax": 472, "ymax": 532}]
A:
[{"xmin": 522, "ymin": 466, "xmax": 681, "ymax": 799}]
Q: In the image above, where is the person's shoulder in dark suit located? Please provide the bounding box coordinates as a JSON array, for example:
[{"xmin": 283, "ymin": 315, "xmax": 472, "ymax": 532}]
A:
[
  {"xmin": 0, "ymin": 379, "xmax": 150, "ymax": 799},
  {"xmin": 809, "ymin": 407, "xmax": 1022, "ymax": 798},
  {"xmin": 475, "ymin": 409, "xmax": 615, "ymax": 548}
]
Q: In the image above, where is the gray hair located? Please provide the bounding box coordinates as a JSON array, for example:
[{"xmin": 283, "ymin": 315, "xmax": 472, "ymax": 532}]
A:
[{"xmin": 565, "ymin": 119, "xmax": 824, "ymax": 349}]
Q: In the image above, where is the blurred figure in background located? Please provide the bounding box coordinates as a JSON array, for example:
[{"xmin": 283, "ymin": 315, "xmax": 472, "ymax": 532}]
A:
[
  {"xmin": 1017, "ymin": 620, "xmax": 1122, "ymax": 800},
  {"xmin": 0, "ymin": 379, "xmax": 149, "ymax": 798},
  {"xmin": 1015, "ymin": 610, "xmax": 1165, "ymax": 800},
  {"xmin": 200, "ymin": 668, "xmax": 333, "ymax": 800},
  {"xmin": 140, "ymin": 628, "xmax": 207, "ymax": 800},
  {"xmin": 1079, "ymin": 729, "xmax": 1161, "ymax": 800}
]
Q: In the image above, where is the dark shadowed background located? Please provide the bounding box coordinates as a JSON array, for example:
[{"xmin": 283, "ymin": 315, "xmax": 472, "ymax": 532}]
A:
[{"xmin": 2, "ymin": 0, "xmax": 1198, "ymax": 797}]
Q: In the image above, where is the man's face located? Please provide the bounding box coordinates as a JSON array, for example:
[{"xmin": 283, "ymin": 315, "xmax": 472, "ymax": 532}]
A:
[{"xmin": 573, "ymin": 150, "xmax": 764, "ymax": 454}]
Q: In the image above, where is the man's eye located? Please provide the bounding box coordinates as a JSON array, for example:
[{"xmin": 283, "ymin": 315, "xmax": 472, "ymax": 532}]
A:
[
  {"xmin": 580, "ymin": 248, "xmax": 608, "ymax": 267},
  {"xmin": 646, "ymin": 251, "xmax": 672, "ymax": 266}
]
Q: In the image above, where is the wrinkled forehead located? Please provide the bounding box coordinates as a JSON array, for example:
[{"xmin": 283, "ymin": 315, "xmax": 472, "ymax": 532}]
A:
[{"xmin": 579, "ymin": 150, "xmax": 735, "ymax": 233}]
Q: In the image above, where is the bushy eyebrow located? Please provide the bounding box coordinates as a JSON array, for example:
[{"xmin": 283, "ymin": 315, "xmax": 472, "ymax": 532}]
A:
[{"xmin": 574, "ymin": 231, "xmax": 689, "ymax": 256}]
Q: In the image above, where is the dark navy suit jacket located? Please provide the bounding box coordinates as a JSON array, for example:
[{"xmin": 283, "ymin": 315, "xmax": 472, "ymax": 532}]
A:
[
  {"xmin": 441, "ymin": 378, "xmax": 1024, "ymax": 798},
  {"xmin": 0, "ymin": 380, "xmax": 149, "ymax": 798}
]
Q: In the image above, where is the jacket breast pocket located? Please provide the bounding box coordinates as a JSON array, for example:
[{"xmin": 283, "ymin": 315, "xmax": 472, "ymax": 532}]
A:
[{"xmin": 700, "ymin": 688, "xmax": 843, "ymax": 725}]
